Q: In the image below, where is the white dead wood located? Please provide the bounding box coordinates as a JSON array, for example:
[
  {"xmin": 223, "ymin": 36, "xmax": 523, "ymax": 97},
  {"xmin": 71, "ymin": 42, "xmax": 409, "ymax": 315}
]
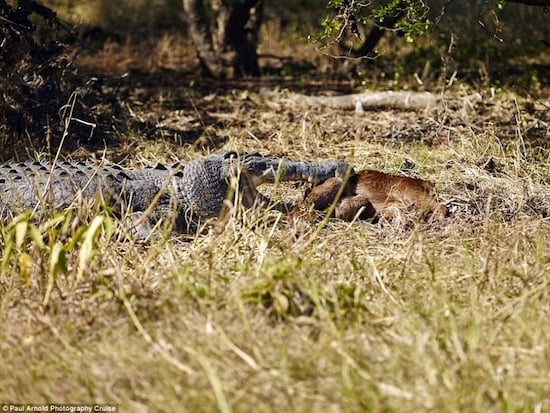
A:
[{"xmin": 260, "ymin": 89, "xmax": 482, "ymax": 111}]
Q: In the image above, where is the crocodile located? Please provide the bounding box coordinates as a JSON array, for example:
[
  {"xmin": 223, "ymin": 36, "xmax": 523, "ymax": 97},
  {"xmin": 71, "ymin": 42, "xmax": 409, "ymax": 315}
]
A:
[{"xmin": 0, "ymin": 152, "xmax": 349, "ymax": 235}]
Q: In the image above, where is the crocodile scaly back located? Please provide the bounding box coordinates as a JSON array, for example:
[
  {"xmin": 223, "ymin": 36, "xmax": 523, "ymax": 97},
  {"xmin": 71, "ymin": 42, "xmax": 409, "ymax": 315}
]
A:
[{"xmin": 0, "ymin": 152, "xmax": 349, "ymax": 234}]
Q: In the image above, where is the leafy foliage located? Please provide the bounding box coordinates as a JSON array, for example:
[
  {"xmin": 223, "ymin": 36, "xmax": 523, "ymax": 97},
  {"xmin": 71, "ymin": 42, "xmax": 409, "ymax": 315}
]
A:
[
  {"xmin": 370, "ymin": 0, "xmax": 431, "ymax": 43},
  {"xmin": 319, "ymin": 0, "xmax": 432, "ymax": 48},
  {"xmin": 0, "ymin": 210, "xmax": 113, "ymax": 306},
  {"xmin": 318, "ymin": 0, "xmax": 548, "ymax": 58}
]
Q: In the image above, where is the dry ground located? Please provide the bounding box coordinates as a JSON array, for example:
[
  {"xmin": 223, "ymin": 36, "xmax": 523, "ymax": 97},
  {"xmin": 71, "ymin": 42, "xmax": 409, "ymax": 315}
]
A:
[{"xmin": 1, "ymin": 32, "xmax": 549, "ymax": 412}]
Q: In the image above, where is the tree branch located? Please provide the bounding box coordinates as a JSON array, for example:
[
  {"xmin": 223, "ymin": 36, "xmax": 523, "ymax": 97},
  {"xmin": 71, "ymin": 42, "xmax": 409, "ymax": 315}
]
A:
[
  {"xmin": 353, "ymin": 0, "xmax": 407, "ymax": 57},
  {"xmin": 261, "ymin": 89, "xmax": 483, "ymax": 111},
  {"xmin": 504, "ymin": 0, "xmax": 549, "ymax": 6}
]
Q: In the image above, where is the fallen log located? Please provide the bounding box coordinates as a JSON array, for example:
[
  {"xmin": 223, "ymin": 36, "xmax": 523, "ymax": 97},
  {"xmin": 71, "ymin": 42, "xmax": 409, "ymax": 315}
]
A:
[{"xmin": 260, "ymin": 89, "xmax": 482, "ymax": 112}]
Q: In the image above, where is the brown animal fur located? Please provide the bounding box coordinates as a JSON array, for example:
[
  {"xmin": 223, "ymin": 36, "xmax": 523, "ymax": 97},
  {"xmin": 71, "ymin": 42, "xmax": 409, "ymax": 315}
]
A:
[{"xmin": 290, "ymin": 170, "xmax": 448, "ymax": 222}]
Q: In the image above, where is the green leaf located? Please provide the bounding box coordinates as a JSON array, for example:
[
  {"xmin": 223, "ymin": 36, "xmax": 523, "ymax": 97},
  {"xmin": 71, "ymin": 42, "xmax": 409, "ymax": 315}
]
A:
[
  {"xmin": 27, "ymin": 223, "xmax": 46, "ymax": 249},
  {"xmin": 1, "ymin": 237, "xmax": 14, "ymax": 275},
  {"xmin": 44, "ymin": 241, "xmax": 67, "ymax": 306},
  {"xmin": 14, "ymin": 220, "xmax": 28, "ymax": 249},
  {"xmin": 18, "ymin": 252, "xmax": 32, "ymax": 284},
  {"xmin": 77, "ymin": 215, "xmax": 104, "ymax": 280}
]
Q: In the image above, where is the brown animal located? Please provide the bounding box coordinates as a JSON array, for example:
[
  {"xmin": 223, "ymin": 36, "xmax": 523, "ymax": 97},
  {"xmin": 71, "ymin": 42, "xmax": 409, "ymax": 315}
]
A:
[{"xmin": 290, "ymin": 170, "xmax": 448, "ymax": 222}]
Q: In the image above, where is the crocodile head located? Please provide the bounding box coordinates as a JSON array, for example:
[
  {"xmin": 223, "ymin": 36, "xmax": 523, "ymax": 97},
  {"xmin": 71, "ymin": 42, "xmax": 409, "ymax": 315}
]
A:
[{"xmin": 224, "ymin": 152, "xmax": 351, "ymax": 187}]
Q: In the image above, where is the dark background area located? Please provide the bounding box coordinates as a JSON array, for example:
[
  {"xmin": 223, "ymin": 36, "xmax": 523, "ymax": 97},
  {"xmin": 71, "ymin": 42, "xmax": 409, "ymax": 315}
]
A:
[{"xmin": 1, "ymin": 0, "xmax": 548, "ymax": 157}]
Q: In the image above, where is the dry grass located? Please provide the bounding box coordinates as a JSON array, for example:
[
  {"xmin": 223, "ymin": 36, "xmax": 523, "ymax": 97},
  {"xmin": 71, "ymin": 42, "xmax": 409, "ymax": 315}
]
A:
[
  {"xmin": 1, "ymin": 85, "xmax": 548, "ymax": 412},
  {"xmin": 1, "ymin": 23, "xmax": 549, "ymax": 413}
]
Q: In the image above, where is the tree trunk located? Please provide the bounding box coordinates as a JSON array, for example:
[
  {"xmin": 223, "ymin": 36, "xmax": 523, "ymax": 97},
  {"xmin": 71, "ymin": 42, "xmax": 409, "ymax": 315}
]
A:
[{"xmin": 182, "ymin": 0, "xmax": 262, "ymax": 79}]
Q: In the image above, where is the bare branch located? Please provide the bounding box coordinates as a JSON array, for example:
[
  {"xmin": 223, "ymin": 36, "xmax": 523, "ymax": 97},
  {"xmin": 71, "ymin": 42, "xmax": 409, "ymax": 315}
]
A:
[
  {"xmin": 504, "ymin": 0, "xmax": 549, "ymax": 6},
  {"xmin": 261, "ymin": 89, "xmax": 483, "ymax": 111}
]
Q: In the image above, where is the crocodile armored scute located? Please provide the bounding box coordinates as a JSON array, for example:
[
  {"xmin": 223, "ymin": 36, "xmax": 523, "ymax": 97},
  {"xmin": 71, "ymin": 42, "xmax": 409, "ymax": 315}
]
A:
[{"xmin": 0, "ymin": 152, "xmax": 349, "ymax": 233}]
